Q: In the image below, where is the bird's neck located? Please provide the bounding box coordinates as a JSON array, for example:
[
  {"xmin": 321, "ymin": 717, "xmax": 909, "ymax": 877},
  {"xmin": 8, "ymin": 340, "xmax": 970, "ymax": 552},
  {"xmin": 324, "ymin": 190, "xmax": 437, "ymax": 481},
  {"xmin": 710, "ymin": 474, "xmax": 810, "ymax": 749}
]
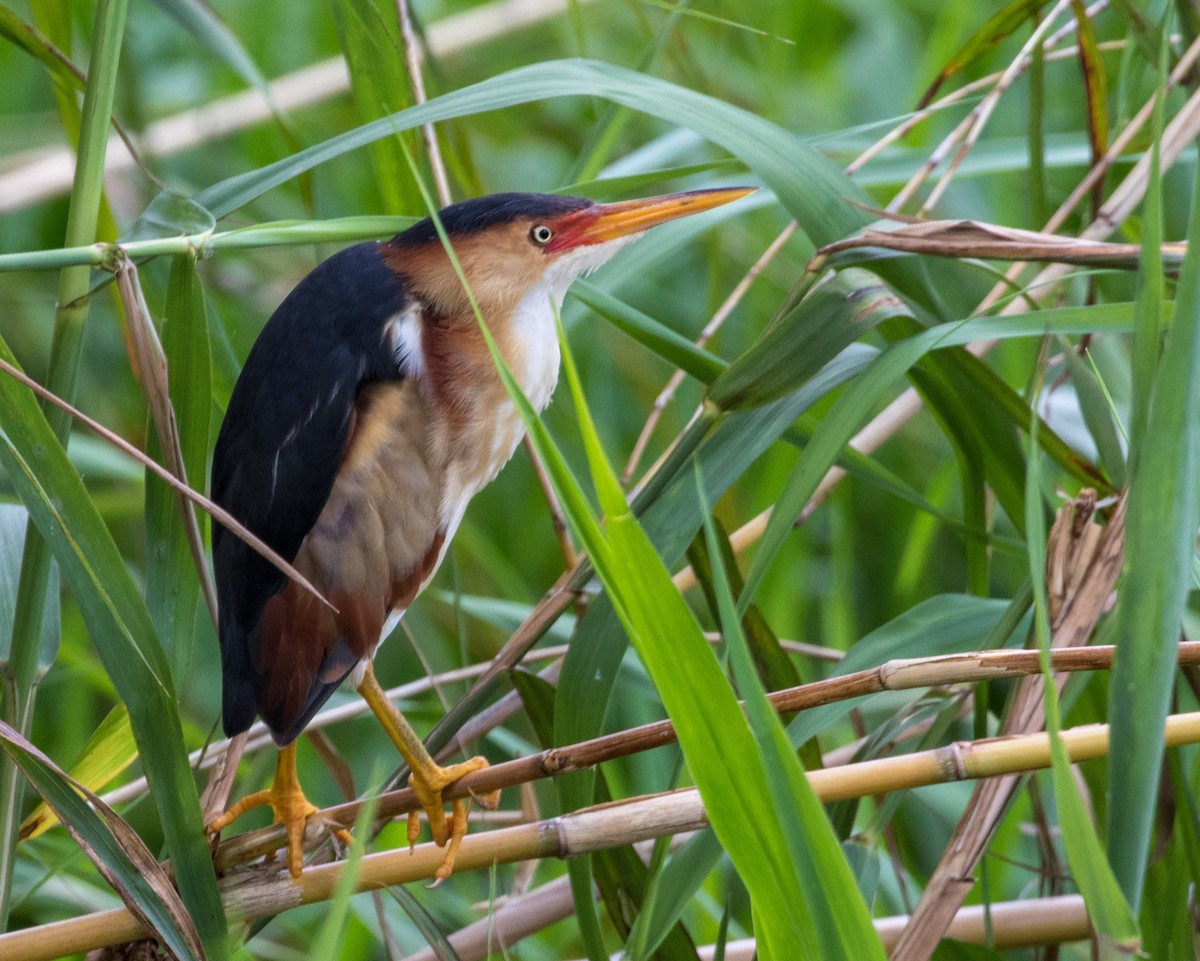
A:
[{"xmin": 416, "ymin": 281, "xmax": 562, "ymax": 420}]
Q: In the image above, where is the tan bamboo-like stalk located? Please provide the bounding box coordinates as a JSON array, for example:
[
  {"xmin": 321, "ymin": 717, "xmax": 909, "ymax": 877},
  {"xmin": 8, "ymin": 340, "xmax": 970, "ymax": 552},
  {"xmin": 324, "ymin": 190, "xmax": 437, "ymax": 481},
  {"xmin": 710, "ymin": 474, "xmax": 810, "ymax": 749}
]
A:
[
  {"xmin": 7, "ymin": 712, "xmax": 1199, "ymax": 961},
  {"xmin": 213, "ymin": 638, "xmax": 1200, "ymax": 868}
]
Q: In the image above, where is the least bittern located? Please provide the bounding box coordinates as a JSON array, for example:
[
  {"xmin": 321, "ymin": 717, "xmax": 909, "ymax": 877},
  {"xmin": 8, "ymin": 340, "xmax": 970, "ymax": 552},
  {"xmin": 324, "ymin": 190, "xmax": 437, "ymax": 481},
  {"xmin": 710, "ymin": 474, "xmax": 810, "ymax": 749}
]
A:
[{"xmin": 208, "ymin": 186, "xmax": 754, "ymax": 879}]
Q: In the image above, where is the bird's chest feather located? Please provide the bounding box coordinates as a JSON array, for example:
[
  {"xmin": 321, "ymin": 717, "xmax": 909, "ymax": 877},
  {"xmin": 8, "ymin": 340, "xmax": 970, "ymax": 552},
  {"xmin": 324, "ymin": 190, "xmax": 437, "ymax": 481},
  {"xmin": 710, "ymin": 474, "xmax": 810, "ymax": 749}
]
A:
[
  {"xmin": 295, "ymin": 288, "xmax": 561, "ymax": 650},
  {"xmin": 420, "ymin": 285, "xmax": 561, "ymax": 530}
]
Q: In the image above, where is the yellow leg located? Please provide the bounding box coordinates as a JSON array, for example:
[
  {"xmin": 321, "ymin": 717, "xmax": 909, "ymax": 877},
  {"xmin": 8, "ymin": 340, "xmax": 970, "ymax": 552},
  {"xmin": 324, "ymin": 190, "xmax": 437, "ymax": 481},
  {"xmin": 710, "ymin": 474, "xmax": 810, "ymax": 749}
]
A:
[
  {"xmin": 207, "ymin": 743, "xmax": 351, "ymax": 878},
  {"xmin": 357, "ymin": 663, "xmax": 500, "ymax": 883}
]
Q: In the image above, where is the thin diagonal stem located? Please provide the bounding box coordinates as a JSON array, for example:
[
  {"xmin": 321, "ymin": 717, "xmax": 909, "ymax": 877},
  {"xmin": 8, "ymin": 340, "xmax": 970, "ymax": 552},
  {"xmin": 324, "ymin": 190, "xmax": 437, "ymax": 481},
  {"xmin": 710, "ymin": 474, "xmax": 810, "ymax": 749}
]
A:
[{"xmin": 395, "ymin": 0, "xmax": 451, "ymax": 206}]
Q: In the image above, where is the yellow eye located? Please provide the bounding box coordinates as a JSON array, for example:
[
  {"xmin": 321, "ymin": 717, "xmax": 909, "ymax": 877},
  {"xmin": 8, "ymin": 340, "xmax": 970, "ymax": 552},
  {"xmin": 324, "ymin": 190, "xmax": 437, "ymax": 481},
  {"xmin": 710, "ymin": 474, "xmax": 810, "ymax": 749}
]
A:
[{"xmin": 530, "ymin": 224, "xmax": 553, "ymax": 245}]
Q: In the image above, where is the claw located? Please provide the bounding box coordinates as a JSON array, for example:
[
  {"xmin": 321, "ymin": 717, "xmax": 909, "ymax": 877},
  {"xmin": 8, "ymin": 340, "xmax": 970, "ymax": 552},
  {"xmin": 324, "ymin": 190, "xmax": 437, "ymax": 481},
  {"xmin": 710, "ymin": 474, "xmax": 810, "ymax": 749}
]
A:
[
  {"xmin": 407, "ymin": 755, "xmax": 492, "ymax": 880},
  {"xmin": 207, "ymin": 743, "xmax": 349, "ymax": 878},
  {"xmin": 358, "ymin": 663, "xmax": 500, "ymax": 882}
]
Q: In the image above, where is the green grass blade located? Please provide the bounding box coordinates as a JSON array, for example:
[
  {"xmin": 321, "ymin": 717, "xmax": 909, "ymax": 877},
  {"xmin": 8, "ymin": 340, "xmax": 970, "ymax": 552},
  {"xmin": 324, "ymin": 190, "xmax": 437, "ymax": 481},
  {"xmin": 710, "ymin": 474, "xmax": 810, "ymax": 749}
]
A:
[
  {"xmin": 707, "ymin": 269, "xmax": 908, "ymax": 411},
  {"xmin": 552, "ymin": 310, "xmax": 875, "ymax": 958},
  {"xmin": 571, "ymin": 281, "xmax": 727, "ymax": 383},
  {"xmin": 0, "ymin": 0, "xmax": 129, "ymax": 929},
  {"xmin": 331, "ymin": 0, "xmax": 420, "ymax": 212},
  {"xmin": 1105, "ymin": 140, "xmax": 1200, "ymax": 911},
  {"xmin": 470, "ymin": 287, "xmax": 868, "ymax": 955},
  {"xmin": 188, "ymin": 59, "xmax": 943, "ymax": 311},
  {"xmin": 1128, "ymin": 35, "xmax": 1167, "ymax": 478},
  {"xmin": 700, "ymin": 483, "xmax": 884, "ymax": 957},
  {"xmin": 1025, "ymin": 401, "xmax": 1138, "ymax": 948},
  {"xmin": 145, "ymin": 255, "xmax": 212, "ymax": 683}
]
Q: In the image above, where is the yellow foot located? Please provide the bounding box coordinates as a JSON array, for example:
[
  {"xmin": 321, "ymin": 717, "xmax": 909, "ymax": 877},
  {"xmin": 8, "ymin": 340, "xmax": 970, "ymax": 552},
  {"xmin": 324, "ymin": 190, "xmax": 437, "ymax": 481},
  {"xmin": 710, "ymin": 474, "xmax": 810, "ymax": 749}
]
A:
[
  {"xmin": 407, "ymin": 756, "xmax": 501, "ymax": 885},
  {"xmin": 206, "ymin": 744, "xmax": 352, "ymax": 878}
]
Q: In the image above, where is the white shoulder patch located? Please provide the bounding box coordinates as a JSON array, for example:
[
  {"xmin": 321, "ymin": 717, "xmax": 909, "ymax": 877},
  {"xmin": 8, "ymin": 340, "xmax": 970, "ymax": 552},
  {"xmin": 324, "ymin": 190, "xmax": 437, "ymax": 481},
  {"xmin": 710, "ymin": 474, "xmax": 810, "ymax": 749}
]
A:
[{"xmin": 384, "ymin": 304, "xmax": 424, "ymax": 378}]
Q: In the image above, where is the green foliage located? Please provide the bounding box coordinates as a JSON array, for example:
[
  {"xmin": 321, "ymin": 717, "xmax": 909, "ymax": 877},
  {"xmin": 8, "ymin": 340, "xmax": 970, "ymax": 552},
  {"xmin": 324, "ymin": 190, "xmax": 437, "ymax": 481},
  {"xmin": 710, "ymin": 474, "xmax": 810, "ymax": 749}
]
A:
[{"xmin": 1, "ymin": 2, "xmax": 1198, "ymax": 959}]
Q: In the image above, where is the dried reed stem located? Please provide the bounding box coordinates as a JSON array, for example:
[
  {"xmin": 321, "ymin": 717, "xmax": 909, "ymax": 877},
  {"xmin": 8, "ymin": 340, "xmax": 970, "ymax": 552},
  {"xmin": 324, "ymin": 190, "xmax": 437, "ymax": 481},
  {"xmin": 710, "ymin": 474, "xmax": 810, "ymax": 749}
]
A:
[
  {"xmin": 114, "ymin": 260, "xmax": 218, "ymax": 624},
  {"xmin": 394, "ymin": 0, "xmax": 450, "ymax": 207},
  {"xmin": 888, "ymin": 0, "xmax": 1074, "ymax": 213},
  {"xmin": 524, "ymin": 434, "xmax": 578, "ymax": 568}
]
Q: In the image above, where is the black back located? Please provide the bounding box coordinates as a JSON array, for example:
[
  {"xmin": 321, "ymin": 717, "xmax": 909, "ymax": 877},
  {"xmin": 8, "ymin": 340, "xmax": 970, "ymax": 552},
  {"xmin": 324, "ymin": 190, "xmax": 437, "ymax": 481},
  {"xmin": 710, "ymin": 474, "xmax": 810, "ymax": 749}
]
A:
[{"xmin": 212, "ymin": 241, "xmax": 410, "ymax": 738}]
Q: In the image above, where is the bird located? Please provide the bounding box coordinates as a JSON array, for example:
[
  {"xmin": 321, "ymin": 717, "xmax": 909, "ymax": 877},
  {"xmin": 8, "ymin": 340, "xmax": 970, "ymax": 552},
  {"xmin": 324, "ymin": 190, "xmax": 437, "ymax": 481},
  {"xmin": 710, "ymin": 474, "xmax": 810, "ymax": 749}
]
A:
[{"xmin": 206, "ymin": 185, "xmax": 755, "ymax": 880}]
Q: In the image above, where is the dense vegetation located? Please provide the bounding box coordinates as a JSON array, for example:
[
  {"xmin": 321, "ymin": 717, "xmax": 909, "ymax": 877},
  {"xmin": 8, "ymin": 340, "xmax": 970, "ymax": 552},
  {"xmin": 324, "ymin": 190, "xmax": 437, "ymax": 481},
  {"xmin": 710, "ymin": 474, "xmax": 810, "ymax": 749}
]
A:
[{"xmin": 1, "ymin": 0, "xmax": 1198, "ymax": 958}]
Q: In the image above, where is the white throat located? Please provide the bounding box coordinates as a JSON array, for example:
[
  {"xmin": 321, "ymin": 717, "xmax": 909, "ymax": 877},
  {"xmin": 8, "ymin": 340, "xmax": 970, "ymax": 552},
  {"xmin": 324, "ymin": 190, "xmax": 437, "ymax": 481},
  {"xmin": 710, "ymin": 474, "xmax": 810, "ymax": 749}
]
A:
[{"xmin": 510, "ymin": 281, "xmax": 562, "ymax": 412}]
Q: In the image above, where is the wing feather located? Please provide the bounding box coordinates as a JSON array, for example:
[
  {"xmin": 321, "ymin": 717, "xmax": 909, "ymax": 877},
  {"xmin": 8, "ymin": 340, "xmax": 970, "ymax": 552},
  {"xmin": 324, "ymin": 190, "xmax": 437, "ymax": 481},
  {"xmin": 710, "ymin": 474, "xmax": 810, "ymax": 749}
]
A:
[{"xmin": 212, "ymin": 242, "xmax": 414, "ymax": 738}]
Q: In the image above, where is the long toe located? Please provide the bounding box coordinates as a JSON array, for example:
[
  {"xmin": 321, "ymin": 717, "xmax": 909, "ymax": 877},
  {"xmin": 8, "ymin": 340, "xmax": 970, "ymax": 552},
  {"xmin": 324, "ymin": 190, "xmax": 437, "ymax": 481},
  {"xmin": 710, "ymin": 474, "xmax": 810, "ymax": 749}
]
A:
[
  {"xmin": 206, "ymin": 788, "xmax": 275, "ymax": 836},
  {"xmin": 407, "ymin": 756, "xmax": 496, "ymax": 879},
  {"xmin": 429, "ymin": 798, "xmax": 472, "ymax": 886}
]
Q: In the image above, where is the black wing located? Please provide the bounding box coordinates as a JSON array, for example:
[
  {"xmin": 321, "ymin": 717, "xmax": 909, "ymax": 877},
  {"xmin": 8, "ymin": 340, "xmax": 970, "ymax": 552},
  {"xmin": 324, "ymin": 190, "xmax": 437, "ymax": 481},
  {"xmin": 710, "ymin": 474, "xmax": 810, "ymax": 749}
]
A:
[{"xmin": 212, "ymin": 241, "xmax": 411, "ymax": 737}]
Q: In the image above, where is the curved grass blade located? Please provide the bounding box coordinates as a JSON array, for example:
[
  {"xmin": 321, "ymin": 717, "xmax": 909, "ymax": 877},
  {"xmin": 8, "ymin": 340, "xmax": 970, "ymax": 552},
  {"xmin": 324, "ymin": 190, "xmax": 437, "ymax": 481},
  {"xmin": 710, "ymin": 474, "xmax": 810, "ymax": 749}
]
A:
[
  {"xmin": 465, "ymin": 275, "xmax": 879, "ymax": 954},
  {"xmin": 0, "ymin": 337, "xmax": 228, "ymax": 957},
  {"xmin": 1105, "ymin": 124, "xmax": 1200, "ymax": 911},
  {"xmin": 552, "ymin": 327, "xmax": 865, "ymax": 959},
  {"xmin": 0, "ymin": 719, "xmax": 205, "ymax": 961},
  {"xmin": 20, "ymin": 703, "xmax": 136, "ymax": 840},
  {"xmin": 187, "ymin": 59, "xmax": 943, "ymax": 312},
  {"xmin": 700, "ymin": 482, "xmax": 883, "ymax": 957}
]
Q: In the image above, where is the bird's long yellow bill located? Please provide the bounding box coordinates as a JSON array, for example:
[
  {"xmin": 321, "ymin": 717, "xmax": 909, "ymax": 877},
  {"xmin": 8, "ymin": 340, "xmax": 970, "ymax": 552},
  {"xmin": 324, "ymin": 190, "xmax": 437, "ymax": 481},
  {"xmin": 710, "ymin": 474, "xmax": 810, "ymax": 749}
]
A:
[{"xmin": 559, "ymin": 186, "xmax": 756, "ymax": 248}]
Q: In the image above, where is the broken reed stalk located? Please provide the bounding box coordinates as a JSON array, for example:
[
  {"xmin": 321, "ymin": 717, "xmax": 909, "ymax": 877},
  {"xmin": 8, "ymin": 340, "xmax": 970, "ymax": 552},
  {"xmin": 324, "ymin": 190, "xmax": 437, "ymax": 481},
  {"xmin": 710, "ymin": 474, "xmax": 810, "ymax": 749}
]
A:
[
  {"xmin": 215, "ymin": 640, "xmax": 1200, "ymax": 868},
  {"xmin": 7, "ymin": 712, "xmax": 1199, "ymax": 961},
  {"xmin": 115, "ymin": 260, "xmax": 219, "ymax": 624}
]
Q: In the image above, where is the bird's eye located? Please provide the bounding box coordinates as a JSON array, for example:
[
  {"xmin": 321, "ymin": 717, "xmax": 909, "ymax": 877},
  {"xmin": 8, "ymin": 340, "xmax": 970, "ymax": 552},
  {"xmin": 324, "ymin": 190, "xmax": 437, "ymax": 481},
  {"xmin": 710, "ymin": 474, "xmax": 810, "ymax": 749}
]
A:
[{"xmin": 530, "ymin": 224, "xmax": 554, "ymax": 246}]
